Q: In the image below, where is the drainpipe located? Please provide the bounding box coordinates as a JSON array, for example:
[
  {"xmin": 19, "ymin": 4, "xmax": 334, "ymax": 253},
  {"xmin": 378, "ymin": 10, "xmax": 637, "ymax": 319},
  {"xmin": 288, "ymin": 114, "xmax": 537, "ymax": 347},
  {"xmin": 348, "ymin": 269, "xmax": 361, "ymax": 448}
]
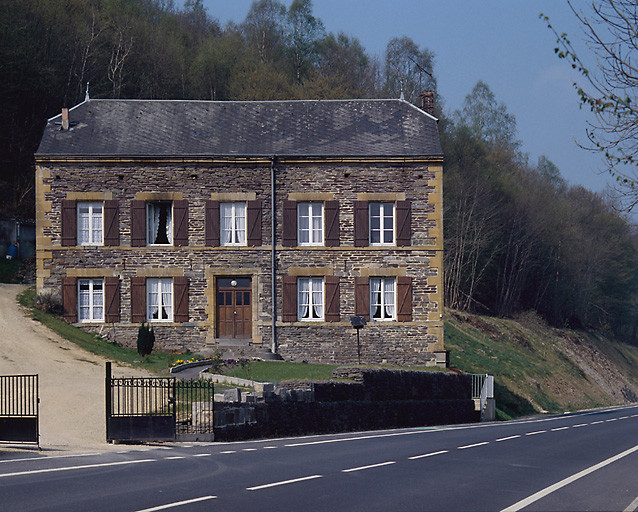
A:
[{"xmin": 271, "ymin": 156, "xmax": 277, "ymax": 355}]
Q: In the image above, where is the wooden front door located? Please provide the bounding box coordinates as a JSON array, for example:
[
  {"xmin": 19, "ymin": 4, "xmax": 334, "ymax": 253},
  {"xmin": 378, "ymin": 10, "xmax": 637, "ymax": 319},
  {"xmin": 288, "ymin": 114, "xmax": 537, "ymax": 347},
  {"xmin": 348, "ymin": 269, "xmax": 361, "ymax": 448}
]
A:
[{"xmin": 217, "ymin": 277, "xmax": 252, "ymax": 339}]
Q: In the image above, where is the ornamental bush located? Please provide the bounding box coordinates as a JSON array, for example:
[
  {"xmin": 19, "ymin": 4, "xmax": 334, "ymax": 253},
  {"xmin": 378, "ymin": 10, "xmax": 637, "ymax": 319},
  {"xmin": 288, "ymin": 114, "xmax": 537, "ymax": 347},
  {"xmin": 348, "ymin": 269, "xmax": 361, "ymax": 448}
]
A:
[{"xmin": 136, "ymin": 322, "xmax": 155, "ymax": 356}]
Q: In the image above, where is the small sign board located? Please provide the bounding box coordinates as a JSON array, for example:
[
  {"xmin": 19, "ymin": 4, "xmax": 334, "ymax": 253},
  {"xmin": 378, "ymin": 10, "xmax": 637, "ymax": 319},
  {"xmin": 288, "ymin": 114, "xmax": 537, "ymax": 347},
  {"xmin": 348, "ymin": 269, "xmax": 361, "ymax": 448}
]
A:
[{"xmin": 349, "ymin": 316, "xmax": 366, "ymax": 329}]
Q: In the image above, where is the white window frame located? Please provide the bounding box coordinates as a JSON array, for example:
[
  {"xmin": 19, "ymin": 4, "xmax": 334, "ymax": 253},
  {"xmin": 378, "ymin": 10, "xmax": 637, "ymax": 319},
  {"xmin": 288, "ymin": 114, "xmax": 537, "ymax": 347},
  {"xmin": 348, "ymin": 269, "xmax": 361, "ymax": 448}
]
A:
[
  {"xmin": 78, "ymin": 278, "xmax": 104, "ymax": 322},
  {"xmin": 77, "ymin": 202, "xmax": 103, "ymax": 246},
  {"xmin": 369, "ymin": 202, "xmax": 395, "ymax": 246},
  {"xmin": 370, "ymin": 277, "xmax": 396, "ymax": 321},
  {"xmin": 220, "ymin": 202, "xmax": 247, "ymax": 246},
  {"xmin": 146, "ymin": 202, "xmax": 173, "ymax": 245},
  {"xmin": 297, "ymin": 277, "xmax": 324, "ymax": 321},
  {"xmin": 147, "ymin": 278, "xmax": 173, "ymax": 322},
  {"xmin": 297, "ymin": 202, "xmax": 324, "ymax": 246}
]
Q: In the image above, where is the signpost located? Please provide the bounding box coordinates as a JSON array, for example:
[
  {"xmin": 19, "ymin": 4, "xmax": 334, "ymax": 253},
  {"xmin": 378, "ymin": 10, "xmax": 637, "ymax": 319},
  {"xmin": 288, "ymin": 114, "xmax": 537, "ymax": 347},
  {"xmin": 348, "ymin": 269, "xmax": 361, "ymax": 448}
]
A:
[{"xmin": 349, "ymin": 316, "xmax": 366, "ymax": 364}]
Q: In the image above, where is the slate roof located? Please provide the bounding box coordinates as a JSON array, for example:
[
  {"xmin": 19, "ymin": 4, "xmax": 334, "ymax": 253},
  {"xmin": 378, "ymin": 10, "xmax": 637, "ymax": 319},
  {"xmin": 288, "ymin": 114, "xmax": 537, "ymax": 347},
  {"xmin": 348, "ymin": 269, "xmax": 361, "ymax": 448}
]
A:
[{"xmin": 36, "ymin": 99, "xmax": 442, "ymax": 158}]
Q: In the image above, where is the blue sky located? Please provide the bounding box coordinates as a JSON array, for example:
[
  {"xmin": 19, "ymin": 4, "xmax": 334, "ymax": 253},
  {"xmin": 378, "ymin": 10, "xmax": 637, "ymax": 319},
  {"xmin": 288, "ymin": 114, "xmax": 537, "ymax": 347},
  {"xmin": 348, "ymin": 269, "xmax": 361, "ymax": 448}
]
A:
[{"xmin": 190, "ymin": 0, "xmax": 609, "ymax": 194}]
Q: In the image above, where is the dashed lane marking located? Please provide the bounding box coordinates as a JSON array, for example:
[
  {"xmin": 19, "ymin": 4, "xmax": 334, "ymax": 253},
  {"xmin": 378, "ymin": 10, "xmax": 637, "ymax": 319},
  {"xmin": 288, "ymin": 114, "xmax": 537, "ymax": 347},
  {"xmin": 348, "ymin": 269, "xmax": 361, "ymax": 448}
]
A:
[
  {"xmin": 525, "ymin": 431, "xmax": 546, "ymax": 436},
  {"xmin": 247, "ymin": 475, "xmax": 322, "ymax": 491},
  {"xmin": 242, "ymin": 448, "xmax": 258, "ymax": 452},
  {"xmin": 135, "ymin": 495, "xmax": 217, "ymax": 511},
  {"xmin": 220, "ymin": 451, "xmax": 236, "ymax": 454},
  {"xmin": 458, "ymin": 442, "xmax": 489, "ymax": 450},
  {"xmin": 0, "ymin": 459, "xmax": 156, "ymax": 479},
  {"xmin": 193, "ymin": 454, "xmax": 212, "ymax": 457},
  {"xmin": 342, "ymin": 461, "xmax": 396, "ymax": 472},
  {"xmin": 623, "ymin": 495, "xmax": 638, "ymax": 512},
  {"xmin": 495, "ymin": 435, "xmax": 521, "ymax": 442},
  {"xmin": 572, "ymin": 424, "xmax": 587, "ymax": 428},
  {"xmin": 409, "ymin": 450, "xmax": 448, "ymax": 460},
  {"xmin": 550, "ymin": 427, "xmax": 570, "ymax": 431},
  {"xmin": 164, "ymin": 456, "xmax": 185, "ymax": 460}
]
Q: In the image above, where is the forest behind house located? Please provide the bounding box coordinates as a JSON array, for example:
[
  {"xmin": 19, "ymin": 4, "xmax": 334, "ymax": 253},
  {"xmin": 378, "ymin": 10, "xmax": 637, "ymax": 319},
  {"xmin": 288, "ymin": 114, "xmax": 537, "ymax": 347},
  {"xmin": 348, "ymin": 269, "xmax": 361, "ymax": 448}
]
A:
[{"xmin": 2, "ymin": 0, "xmax": 636, "ymax": 344}]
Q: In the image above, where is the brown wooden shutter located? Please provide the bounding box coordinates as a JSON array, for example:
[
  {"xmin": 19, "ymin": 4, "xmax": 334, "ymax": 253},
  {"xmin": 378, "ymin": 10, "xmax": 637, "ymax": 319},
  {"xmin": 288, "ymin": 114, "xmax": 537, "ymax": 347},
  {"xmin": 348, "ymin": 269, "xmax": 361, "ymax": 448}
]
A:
[
  {"xmin": 397, "ymin": 276, "xmax": 412, "ymax": 321},
  {"xmin": 131, "ymin": 277, "xmax": 146, "ymax": 323},
  {"xmin": 247, "ymin": 200, "xmax": 262, "ymax": 246},
  {"xmin": 130, "ymin": 200, "xmax": 146, "ymax": 247},
  {"xmin": 324, "ymin": 201, "xmax": 339, "ymax": 247},
  {"xmin": 104, "ymin": 200, "xmax": 119, "ymax": 246},
  {"xmin": 205, "ymin": 200, "xmax": 220, "ymax": 247},
  {"xmin": 173, "ymin": 200, "xmax": 188, "ymax": 246},
  {"xmin": 354, "ymin": 201, "xmax": 369, "ymax": 247},
  {"xmin": 396, "ymin": 200, "xmax": 411, "ymax": 247},
  {"xmin": 282, "ymin": 200, "xmax": 297, "ymax": 247},
  {"xmin": 174, "ymin": 276, "xmax": 189, "ymax": 323},
  {"xmin": 354, "ymin": 276, "xmax": 370, "ymax": 320},
  {"xmin": 61, "ymin": 200, "xmax": 76, "ymax": 246},
  {"xmin": 104, "ymin": 276, "xmax": 120, "ymax": 323},
  {"xmin": 62, "ymin": 276, "xmax": 77, "ymax": 322},
  {"xmin": 324, "ymin": 276, "xmax": 340, "ymax": 322},
  {"xmin": 282, "ymin": 275, "xmax": 297, "ymax": 322}
]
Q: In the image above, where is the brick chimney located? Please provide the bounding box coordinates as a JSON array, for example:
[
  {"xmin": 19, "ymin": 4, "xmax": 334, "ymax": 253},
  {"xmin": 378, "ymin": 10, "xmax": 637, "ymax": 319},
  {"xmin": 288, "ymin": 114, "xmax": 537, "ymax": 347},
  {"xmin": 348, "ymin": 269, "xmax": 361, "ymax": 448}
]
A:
[
  {"xmin": 61, "ymin": 108, "xmax": 69, "ymax": 131},
  {"xmin": 419, "ymin": 91, "xmax": 435, "ymax": 116}
]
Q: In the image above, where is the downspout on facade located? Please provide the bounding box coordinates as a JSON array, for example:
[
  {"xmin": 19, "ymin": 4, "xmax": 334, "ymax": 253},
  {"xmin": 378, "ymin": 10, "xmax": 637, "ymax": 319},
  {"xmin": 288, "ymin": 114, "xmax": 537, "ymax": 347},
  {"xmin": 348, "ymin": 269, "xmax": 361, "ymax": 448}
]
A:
[{"xmin": 270, "ymin": 156, "xmax": 277, "ymax": 355}]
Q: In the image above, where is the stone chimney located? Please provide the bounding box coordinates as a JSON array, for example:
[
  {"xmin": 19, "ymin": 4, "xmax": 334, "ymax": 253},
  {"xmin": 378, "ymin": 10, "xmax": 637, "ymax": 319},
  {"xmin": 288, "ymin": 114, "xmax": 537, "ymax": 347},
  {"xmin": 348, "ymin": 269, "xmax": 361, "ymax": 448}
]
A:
[
  {"xmin": 419, "ymin": 91, "xmax": 435, "ymax": 116},
  {"xmin": 61, "ymin": 108, "xmax": 69, "ymax": 131}
]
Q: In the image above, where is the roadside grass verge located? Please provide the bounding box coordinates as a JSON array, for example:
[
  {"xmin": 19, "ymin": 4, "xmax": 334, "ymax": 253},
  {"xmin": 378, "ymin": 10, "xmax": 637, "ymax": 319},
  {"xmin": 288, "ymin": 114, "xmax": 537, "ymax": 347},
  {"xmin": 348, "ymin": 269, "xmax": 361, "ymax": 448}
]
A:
[{"xmin": 17, "ymin": 286, "xmax": 196, "ymax": 373}]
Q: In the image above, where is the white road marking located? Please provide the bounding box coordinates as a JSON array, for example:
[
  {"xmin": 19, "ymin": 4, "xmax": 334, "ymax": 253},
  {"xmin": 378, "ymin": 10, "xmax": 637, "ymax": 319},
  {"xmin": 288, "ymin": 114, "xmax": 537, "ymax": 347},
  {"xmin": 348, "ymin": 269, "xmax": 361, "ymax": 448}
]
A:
[
  {"xmin": 572, "ymin": 424, "xmax": 587, "ymax": 428},
  {"xmin": 525, "ymin": 431, "xmax": 546, "ymax": 436},
  {"xmin": 606, "ymin": 418, "xmax": 618, "ymax": 422},
  {"xmin": 592, "ymin": 421, "xmax": 604, "ymax": 425},
  {"xmin": 496, "ymin": 435, "xmax": 520, "ymax": 442},
  {"xmin": 409, "ymin": 450, "xmax": 448, "ymax": 460},
  {"xmin": 0, "ymin": 452, "xmax": 101, "ymax": 464},
  {"xmin": 501, "ymin": 444, "xmax": 638, "ymax": 512},
  {"xmin": 220, "ymin": 450, "xmax": 236, "ymax": 454},
  {"xmin": 623, "ymin": 495, "xmax": 638, "ymax": 512},
  {"xmin": 285, "ymin": 429, "xmax": 429, "ymax": 447},
  {"xmin": 458, "ymin": 442, "xmax": 489, "ymax": 450},
  {"xmin": 263, "ymin": 446, "xmax": 277, "ymax": 449},
  {"xmin": 193, "ymin": 453, "xmax": 211, "ymax": 457},
  {"xmin": 550, "ymin": 427, "xmax": 570, "ymax": 431},
  {"xmin": 242, "ymin": 448, "xmax": 258, "ymax": 452},
  {"xmin": 164, "ymin": 456, "xmax": 185, "ymax": 460},
  {"xmin": 342, "ymin": 461, "xmax": 396, "ymax": 472},
  {"xmin": 0, "ymin": 459, "xmax": 155, "ymax": 478},
  {"xmin": 135, "ymin": 495, "xmax": 217, "ymax": 511},
  {"xmin": 247, "ymin": 474, "xmax": 322, "ymax": 491}
]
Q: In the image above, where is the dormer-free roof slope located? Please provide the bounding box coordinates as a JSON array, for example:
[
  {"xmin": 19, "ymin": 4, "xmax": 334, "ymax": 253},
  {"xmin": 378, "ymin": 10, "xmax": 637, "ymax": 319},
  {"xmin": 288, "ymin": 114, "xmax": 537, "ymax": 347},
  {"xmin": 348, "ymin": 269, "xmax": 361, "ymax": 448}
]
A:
[{"xmin": 36, "ymin": 99, "xmax": 442, "ymax": 158}]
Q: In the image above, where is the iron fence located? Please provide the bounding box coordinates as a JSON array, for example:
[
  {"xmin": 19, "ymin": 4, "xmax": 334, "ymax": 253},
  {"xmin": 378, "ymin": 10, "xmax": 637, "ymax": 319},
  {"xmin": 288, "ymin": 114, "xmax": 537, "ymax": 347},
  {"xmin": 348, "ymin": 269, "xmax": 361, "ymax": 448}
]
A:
[{"xmin": 0, "ymin": 374, "xmax": 39, "ymax": 446}]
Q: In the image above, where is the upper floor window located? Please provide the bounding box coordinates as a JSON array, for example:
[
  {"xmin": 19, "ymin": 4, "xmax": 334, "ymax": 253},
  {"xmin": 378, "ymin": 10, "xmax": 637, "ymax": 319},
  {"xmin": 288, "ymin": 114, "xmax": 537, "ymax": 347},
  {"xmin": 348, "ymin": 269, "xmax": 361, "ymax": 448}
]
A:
[
  {"xmin": 147, "ymin": 202, "xmax": 172, "ymax": 245},
  {"xmin": 221, "ymin": 202, "xmax": 246, "ymax": 246},
  {"xmin": 370, "ymin": 277, "xmax": 396, "ymax": 321},
  {"xmin": 78, "ymin": 278, "xmax": 104, "ymax": 322},
  {"xmin": 298, "ymin": 202, "xmax": 323, "ymax": 246},
  {"xmin": 369, "ymin": 203, "xmax": 395, "ymax": 245},
  {"xmin": 147, "ymin": 278, "xmax": 173, "ymax": 322},
  {"xmin": 298, "ymin": 277, "xmax": 324, "ymax": 321},
  {"xmin": 77, "ymin": 202, "xmax": 103, "ymax": 246}
]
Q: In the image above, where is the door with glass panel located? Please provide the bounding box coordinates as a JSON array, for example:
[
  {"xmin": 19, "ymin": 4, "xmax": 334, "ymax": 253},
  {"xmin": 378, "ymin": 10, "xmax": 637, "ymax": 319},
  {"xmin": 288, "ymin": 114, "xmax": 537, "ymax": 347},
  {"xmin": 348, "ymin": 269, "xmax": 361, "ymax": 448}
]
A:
[{"xmin": 216, "ymin": 277, "xmax": 252, "ymax": 338}]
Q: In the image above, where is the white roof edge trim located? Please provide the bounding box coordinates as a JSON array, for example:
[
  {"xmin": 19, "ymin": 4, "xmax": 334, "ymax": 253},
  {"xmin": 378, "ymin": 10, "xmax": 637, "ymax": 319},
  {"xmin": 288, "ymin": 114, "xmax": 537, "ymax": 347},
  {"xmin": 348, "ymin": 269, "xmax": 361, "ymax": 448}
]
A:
[
  {"xmin": 46, "ymin": 99, "xmax": 89, "ymax": 122},
  {"xmin": 402, "ymin": 98, "xmax": 439, "ymax": 122}
]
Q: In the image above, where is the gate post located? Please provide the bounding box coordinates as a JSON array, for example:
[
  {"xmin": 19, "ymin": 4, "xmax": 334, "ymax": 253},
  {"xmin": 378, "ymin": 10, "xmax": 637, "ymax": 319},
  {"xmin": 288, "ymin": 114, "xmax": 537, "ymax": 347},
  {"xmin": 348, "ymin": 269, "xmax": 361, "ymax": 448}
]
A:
[{"xmin": 105, "ymin": 362, "xmax": 111, "ymax": 442}]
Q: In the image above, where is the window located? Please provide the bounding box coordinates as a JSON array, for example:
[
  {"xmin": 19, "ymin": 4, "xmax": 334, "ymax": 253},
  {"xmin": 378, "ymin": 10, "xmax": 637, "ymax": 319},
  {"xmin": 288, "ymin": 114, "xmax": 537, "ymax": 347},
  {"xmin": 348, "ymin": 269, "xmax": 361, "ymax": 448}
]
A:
[
  {"xmin": 369, "ymin": 203, "xmax": 395, "ymax": 245},
  {"xmin": 370, "ymin": 277, "xmax": 396, "ymax": 320},
  {"xmin": 297, "ymin": 202, "xmax": 323, "ymax": 245},
  {"xmin": 78, "ymin": 278, "xmax": 104, "ymax": 322},
  {"xmin": 297, "ymin": 277, "xmax": 324, "ymax": 320},
  {"xmin": 77, "ymin": 202, "xmax": 103, "ymax": 245},
  {"xmin": 147, "ymin": 278, "xmax": 173, "ymax": 322},
  {"xmin": 221, "ymin": 202, "xmax": 246, "ymax": 245},
  {"xmin": 147, "ymin": 202, "xmax": 172, "ymax": 245}
]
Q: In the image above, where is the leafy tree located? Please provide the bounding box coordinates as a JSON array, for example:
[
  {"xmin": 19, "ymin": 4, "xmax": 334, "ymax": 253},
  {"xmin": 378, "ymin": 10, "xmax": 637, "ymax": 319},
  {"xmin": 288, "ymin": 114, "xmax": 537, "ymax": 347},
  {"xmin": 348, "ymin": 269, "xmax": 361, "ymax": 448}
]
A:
[
  {"xmin": 285, "ymin": 0, "xmax": 324, "ymax": 83},
  {"xmin": 242, "ymin": 0, "xmax": 287, "ymax": 64},
  {"xmin": 542, "ymin": 0, "xmax": 638, "ymax": 211}
]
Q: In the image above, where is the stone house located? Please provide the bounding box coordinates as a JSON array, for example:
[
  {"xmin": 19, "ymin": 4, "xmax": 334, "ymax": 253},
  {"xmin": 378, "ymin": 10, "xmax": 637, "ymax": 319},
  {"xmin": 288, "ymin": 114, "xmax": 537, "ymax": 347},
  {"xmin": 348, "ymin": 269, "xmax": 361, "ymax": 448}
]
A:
[{"xmin": 35, "ymin": 96, "xmax": 445, "ymax": 366}]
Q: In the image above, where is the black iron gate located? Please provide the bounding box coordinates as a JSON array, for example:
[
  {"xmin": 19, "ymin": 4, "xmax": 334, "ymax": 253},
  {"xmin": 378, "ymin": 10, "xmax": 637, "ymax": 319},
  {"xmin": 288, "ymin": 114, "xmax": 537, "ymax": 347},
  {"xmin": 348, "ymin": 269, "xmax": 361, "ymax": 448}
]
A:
[
  {"xmin": 106, "ymin": 363, "xmax": 215, "ymax": 443},
  {"xmin": 0, "ymin": 374, "xmax": 39, "ymax": 447}
]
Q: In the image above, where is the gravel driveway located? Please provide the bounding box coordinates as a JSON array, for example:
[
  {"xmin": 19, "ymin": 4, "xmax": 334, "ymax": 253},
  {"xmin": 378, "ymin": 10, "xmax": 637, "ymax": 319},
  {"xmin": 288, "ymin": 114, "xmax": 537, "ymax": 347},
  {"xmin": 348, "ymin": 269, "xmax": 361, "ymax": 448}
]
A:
[{"xmin": 0, "ymin": 284, "xmax": 152, "ymax": 453}]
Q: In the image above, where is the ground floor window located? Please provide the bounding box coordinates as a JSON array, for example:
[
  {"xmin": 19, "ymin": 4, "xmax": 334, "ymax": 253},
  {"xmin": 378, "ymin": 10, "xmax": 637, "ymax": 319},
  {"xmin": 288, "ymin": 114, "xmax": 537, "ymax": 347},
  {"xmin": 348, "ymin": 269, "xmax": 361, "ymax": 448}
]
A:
[
  {"xmin": 298, "ymin": 277, "xmax": 324, "ymax": 320},
  {"xmin": 370, "ymin": 277, "xmax": 396, "ymax": 320},
  {"xmin": 147, "ymin": 278, "xmax": 173, "ymax": 322},
  {"xmin": 78, "ymin": 278, "xmax": 104, "ymax": 322}
]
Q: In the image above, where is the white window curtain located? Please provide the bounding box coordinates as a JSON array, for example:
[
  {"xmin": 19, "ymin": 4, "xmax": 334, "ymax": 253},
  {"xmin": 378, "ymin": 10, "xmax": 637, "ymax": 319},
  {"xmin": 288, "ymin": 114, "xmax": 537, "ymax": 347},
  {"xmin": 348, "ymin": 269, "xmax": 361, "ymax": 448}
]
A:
[
  {"xmin": 298, "ymin": 278, "xmax": 310, "ymax": 319},
  {"xmin": 370, "ymin": 277, "xmax": 395, "ymax": 320},
  {"xmin": 147, "ymin": 278, "xmax": 173, "ymax": 321},
  {"xmin": 221, "ymin": 202, "xmax": 246, "ymax": 245},
  {"xmin": 147, "ymin": 203, "xmax": 172, "ymax": 244},
  {"xmin": 298, "ymin": 277, "xmax": 323, "ymax": 320},
  {"xmin": 370, "ymin": 278, "xmax": 382, "ymax": 319},
  {"xmin": 77, "ymin": 202, "xmax": 103, "ymax": 246},
  {"xmin": 311, "ymin": 278, "xmax": 323, "ymax": 318},
  {"xmin": 78, "ymin": 279, "xmax": 104, "ymax": 322},
  {"xmin": 384, "ymin": 279, "xmax": 396, "ymax": 318}
]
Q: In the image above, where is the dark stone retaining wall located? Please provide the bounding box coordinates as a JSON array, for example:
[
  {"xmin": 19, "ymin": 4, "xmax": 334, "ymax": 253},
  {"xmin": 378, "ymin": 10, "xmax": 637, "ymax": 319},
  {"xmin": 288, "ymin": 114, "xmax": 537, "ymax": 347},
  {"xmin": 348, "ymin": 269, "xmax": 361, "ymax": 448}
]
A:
[{"xmin": 213, "ymin": 369, "xmax": 477, "ymax": 441}]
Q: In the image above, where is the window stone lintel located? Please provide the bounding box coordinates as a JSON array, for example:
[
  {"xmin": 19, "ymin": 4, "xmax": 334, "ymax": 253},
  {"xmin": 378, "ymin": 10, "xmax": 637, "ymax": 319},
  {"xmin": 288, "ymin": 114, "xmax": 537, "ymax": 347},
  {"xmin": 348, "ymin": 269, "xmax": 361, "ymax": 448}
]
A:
[
  {"xmin": 358, "ymin": 267, "xmax": 407, "ymax": 277},
  {"xmin": 136, "ymin": 268, "xmax": 184, "ymax": 277},
  {"xmin": 287, "ymin": 267, "xmax": 333, "ymax": 276},
  {"xmin": 210, "ymin": 192, "xmax": 257, "ymax": 201},
  {"xmin": 66, "ymin": 268, "xmax": 117, "ymax": 278},
  {"xmin": 288, "ymin": 193, "xmax": 334, "ymax": 201},
  {"xmin": 357, "ymin": 192, "xmax": 406, "ymax": 202},
  {"xmin": 66, "ymin": 191, "xmax": 113, "ymax": 201},
  {"xmin": 135, "ymin": 192, "xmax": 183, "ymax": 201}
]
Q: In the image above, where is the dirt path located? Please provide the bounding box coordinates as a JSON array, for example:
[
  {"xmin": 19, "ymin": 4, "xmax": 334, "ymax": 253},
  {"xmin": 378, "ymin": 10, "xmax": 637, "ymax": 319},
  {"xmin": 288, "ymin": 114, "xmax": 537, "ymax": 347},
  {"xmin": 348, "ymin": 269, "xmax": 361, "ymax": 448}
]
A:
[{"xmin": 0, "ymin": 284, "xmax": 153, "ymax": 453}]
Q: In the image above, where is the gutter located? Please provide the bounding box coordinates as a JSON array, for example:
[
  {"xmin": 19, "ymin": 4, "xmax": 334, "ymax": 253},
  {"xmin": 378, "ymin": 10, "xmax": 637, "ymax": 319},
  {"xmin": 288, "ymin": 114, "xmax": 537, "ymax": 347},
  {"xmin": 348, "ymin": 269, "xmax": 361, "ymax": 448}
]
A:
[{"xmin": 271, "ymin": 156, "xmax": 277, "ymax": 355}]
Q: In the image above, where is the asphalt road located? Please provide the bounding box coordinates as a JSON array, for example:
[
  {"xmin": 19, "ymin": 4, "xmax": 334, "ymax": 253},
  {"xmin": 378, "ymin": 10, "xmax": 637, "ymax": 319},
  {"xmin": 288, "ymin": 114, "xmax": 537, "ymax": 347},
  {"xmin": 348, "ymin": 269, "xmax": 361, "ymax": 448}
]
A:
[{"xmin": 0, "ymin": 404, "xmax": 636, "ymax": 512}]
